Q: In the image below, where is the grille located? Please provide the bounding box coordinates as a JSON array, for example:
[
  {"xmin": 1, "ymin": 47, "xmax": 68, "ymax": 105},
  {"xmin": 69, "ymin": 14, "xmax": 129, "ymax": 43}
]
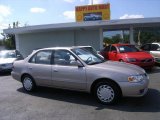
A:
[{"xmin": 141, "ymin": 59, "xmax": 153, "ymax": 63}]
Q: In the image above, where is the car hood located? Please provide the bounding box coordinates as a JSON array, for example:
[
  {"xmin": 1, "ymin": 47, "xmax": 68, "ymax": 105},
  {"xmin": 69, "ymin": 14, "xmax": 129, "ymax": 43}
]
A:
[
  {"xmin": 122, "ymin": 52, "xmax": 152, "ymax": 59},
  {"xmin": 0, "ymin": 58, "xmax": 16, "ymax": 64},
  {"xmin": 91, "ymin": 60, "xmax": 145, "ymax": 75}
]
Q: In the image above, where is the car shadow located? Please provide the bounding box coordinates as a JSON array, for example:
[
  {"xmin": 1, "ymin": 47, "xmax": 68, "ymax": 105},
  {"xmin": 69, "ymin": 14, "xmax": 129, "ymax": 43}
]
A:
[
  {"xmin": 0, "ymin": 72, "xmax": 11, "ymax": 76},
  {"xmin": 17, "ymin": 87, "xmax": 160, "ymax": 112},
  {"xmin": 146, "ymin": 67, "xmax": 160, "ymax": 74}
]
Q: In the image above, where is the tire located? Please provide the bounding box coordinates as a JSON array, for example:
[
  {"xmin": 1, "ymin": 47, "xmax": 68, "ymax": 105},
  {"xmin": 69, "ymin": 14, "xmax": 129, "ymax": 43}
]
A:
[
  {"xmin": 94, "ymin": 81, "xmax": 121, "ymax": 105},
  {"xmin": 22, "ymin": 75, "xmax": 36, "ymax": 92}
]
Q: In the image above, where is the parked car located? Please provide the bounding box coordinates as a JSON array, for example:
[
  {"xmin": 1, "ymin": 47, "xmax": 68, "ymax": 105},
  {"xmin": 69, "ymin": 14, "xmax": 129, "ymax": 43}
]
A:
[
  {"xmin": 84, "ymin": 13, "xmax": 102, "ymax": 21},
  {"xmin": 0, "ymin": 50, "xmax": 23, "ymax": 72},
  {"xmin": 100, "ymin": 44, "xmax": 155, "ymax": 69},
  {"xmin": 12, "ymin": 47, "xmax": 149, "ymax": 104},
  {"xmin": 140, "ymin": 43, "xmax": 160, "ymax": 65}
]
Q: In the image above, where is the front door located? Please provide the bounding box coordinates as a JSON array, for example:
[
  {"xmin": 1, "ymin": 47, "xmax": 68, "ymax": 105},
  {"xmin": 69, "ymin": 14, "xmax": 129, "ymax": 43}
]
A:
[{"xmin": 52, "ymin": 50, "xmax": 86, "ymax": 90}]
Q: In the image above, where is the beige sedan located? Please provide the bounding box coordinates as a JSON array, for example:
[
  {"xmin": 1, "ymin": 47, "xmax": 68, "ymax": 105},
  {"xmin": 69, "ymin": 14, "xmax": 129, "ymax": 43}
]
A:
[{"xmin": 12, "ymin": 47, "xmax": 149, "ymax": 104}]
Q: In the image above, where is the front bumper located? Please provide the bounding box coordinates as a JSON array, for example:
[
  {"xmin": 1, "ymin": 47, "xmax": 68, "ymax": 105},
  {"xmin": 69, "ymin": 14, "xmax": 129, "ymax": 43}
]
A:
[{"xmin": 119, "ymin": 78, "xmax": 149, "ymax": 97}]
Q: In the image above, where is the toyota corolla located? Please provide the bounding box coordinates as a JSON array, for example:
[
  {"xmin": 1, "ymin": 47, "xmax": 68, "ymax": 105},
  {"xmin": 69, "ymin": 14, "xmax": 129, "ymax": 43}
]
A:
[{"xmin": 12, "ymin": 47, "xmax": 149, "ymax": 104}]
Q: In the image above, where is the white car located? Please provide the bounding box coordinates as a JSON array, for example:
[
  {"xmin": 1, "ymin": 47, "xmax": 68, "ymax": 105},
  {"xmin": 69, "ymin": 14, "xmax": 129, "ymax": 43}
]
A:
[{"xmin": 0, "ymin": 50, "xmax": 23, "ymax": 72}]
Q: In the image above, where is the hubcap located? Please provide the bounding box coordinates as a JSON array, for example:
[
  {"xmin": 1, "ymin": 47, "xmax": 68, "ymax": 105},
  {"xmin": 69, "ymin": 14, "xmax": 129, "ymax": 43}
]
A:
[
  {"xmin": 97, "ymin": 85, "xmax": 115, "ymax": 103},
  {"xmin": 23, "ymin": 77, "xmax": 33, "ymax": 91}
]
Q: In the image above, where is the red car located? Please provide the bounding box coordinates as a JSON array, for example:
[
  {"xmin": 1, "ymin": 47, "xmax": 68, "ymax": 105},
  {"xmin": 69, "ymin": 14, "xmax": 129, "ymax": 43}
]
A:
[{"xmin": 100, "ymin": 44, "xmax": 155, "ymax": 69}]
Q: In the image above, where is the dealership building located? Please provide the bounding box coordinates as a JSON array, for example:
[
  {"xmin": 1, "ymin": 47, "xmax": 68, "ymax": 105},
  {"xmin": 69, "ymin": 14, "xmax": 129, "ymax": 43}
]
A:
[{"xmin": 3, "ymin": 17, "xmax": 160, "ymax": 57}]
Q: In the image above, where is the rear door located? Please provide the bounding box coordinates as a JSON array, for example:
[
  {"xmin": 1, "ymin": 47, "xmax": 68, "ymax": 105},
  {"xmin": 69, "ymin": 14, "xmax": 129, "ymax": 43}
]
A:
[{"xmin": 27, "ymin": 50, "xmax": 53, "ymax": 86}]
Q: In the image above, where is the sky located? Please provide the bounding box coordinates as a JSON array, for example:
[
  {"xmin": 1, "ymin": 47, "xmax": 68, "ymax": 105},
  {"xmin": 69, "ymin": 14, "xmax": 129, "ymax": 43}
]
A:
[{"xmin": 0, "ymin": 0, "xmax": 160, "ymax": 38}]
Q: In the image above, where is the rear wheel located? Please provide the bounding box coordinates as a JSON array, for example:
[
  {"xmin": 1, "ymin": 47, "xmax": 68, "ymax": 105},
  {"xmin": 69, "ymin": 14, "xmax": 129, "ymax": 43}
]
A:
[
  {"xmin": 22, "ymin": 75, "xmax": 36, "ymax": 92},
  {"xmin": 94, "ymin": 81, "xmax": 121, "ymax": 105}
]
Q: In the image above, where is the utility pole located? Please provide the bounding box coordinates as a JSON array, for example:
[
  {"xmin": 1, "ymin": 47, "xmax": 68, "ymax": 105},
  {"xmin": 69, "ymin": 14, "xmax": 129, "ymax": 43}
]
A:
[{"xmin": 91, "ymin": 0, "xmax": 93, "ymax": 5}]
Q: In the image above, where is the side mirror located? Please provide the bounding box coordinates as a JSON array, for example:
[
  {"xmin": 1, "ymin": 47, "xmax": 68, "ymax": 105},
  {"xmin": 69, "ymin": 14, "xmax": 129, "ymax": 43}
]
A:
[
  {"xmin": 70, "ymin": 60, "xmax": 84, "ymax": 67},
  {"xmin": 77, "ymin": 60, "xmax": 84, "ymax": 67}
]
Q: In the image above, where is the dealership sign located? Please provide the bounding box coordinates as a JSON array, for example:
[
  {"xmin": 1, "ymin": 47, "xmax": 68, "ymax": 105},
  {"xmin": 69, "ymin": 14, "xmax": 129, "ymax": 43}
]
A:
[{"xmin": 75, "ymin": 3, "xmax": 110, "ymax": 22}]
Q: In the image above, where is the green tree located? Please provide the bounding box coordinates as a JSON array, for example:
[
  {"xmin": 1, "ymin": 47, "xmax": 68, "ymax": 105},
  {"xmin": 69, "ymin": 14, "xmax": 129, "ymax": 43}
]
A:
[
  {"xmin": 3, "ymin": 34, "xmax": 15, "ymax": 49},
  {"xmin": 134, "ymin": 28, "xmax": 160, "ymax": 45}
]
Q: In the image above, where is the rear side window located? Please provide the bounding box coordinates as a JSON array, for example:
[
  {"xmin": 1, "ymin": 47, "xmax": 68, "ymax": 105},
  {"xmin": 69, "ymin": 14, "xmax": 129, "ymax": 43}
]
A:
[{"xmin": 29, "ymin": 50, "xmax": 52, "ymax": 65}]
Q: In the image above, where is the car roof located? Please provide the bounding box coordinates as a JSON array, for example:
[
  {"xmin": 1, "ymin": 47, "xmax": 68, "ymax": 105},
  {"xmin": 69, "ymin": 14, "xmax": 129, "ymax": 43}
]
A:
[
  {"xmin": 36, "ymin": 46, "xmax": 92, "ymax": 51},
  {"xmin": 71, "ymin": 46, "xmax": 92, "ymax": 48},
  {"xmin": 37, "ymin": 47, "xmax": 71, "ymax": 51}
]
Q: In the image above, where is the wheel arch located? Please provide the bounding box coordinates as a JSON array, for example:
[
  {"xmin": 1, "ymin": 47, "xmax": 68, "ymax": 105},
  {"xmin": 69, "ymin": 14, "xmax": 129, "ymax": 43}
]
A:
[
  {"xmin": 90, "ymin": 78, "xmax": 122, "ymax": 96},
  {"xmin": 21, "ymin": 73, "xmax": 36, "ymax": 84}
]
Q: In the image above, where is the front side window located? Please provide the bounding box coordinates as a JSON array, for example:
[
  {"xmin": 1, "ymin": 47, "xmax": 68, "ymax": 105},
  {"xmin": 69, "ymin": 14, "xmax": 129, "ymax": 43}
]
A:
[
  {"xmin": 29, "ymin": 50, "xmax": 52, "ymax": 65},
  {"xmin": 53, "ymin": 50, "xmax": 77, "ymax": 66}
]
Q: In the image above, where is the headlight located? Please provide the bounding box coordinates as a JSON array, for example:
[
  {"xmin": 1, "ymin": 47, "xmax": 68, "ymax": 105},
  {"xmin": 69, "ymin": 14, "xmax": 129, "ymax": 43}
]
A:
[
  {"xmin": 128, "ymin": 74, "xmax": 144, "ymax": 82},
  {"xmin": 127, "ymin": 58, "xmax": 137, "ymax": 62}
]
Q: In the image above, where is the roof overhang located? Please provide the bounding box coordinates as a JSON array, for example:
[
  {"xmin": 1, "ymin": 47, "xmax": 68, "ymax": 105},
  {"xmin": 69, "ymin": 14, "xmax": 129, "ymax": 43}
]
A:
[{"xmin": 3, "ymin": 17, "xmax": 160, "ymax": 34}]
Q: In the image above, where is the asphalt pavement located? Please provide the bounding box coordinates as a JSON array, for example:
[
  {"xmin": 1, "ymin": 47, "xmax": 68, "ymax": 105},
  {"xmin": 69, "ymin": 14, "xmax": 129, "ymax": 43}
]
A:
[{"xmin": 0, "ymin": 67, "xmax": 160, "ymax": 120}]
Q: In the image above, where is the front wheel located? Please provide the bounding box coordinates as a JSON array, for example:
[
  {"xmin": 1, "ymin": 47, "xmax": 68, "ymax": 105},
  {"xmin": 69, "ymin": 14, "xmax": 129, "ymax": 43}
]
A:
[
  {"xmin": 94, "ymin": 81, "xmax": 121, "ymax": 104},
  {"xmin": 22, "ymin": 75, "xmax": 36, "ymax": 92}
]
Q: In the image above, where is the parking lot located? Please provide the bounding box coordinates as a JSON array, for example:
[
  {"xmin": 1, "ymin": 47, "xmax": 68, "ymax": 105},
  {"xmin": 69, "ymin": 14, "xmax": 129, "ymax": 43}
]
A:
[{"xmin": 0, "ymin": 67, "xmax": 160, "ymax": 120}]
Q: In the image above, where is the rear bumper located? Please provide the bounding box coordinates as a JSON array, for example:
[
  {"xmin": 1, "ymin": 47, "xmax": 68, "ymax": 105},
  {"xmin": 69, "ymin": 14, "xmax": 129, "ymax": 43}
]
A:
[{"xmin": 11, "ymin": 71, "xmax": 21, "ymax": 82}]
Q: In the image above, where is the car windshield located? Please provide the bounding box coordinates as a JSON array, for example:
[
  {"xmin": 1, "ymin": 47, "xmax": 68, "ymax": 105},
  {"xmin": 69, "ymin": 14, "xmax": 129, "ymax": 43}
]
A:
[
  {"xmin": 118, "ymin": 45, "xmax": 140, "ymax": 53},
  {"xmin": 83, "ymin": 47, "xmax": 97, "ymax": 54},
  {"xmin": 72, "ymin": 48, "xmax": 105, "ymax": 65},
  {"xmin": 0, "ymin": 51, "xmax": 16, "ymax": 59}
]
